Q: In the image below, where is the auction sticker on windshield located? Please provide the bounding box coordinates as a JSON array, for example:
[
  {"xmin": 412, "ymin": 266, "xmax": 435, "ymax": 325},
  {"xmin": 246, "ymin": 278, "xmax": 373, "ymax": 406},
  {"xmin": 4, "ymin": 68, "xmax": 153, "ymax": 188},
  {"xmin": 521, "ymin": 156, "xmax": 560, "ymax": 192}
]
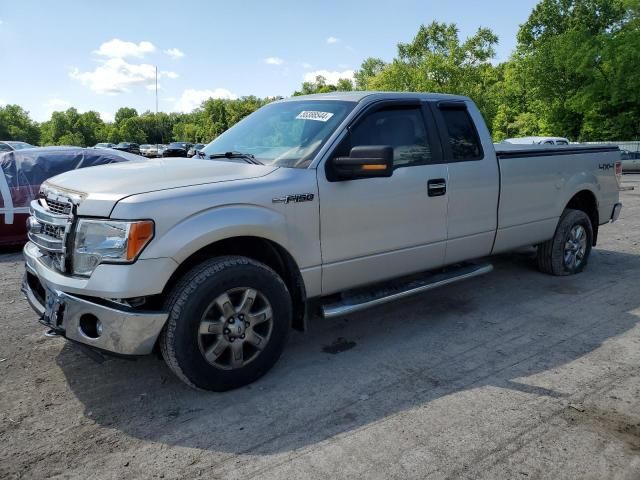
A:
[{"xmin": 296, "ymin": 111, "xmax": 334, "ymax": 122}]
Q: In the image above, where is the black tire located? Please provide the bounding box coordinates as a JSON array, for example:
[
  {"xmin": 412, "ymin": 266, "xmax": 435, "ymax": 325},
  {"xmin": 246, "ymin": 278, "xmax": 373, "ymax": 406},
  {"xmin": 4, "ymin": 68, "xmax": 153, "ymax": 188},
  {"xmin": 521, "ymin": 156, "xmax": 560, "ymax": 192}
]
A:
[
  {"xmin": 537, "ymin": 208, "xmax": 593, "ymax": 276},
  {"xmin": 160, "ymin": 256, "xmax": 291, "ymax": 391}
]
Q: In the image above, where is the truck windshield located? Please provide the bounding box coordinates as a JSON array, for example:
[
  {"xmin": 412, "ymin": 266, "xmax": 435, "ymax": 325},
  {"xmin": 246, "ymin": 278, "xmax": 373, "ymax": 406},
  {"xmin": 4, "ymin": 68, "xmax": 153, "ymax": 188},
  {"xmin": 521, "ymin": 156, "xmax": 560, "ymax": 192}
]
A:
[{"xmin": 200, "ymin": 100, "xmax": 356, "ymax": 168}]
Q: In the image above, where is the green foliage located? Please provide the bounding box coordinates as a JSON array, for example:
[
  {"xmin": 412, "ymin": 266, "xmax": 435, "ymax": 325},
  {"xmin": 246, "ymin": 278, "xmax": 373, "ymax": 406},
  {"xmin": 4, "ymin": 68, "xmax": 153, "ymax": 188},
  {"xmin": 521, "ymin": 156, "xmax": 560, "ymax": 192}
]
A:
[
  {"xmin": 292, "ymin": 75, "xmax": 354, "ymax": 96},
  {"xmin": 39, "ymin": 108, "xmax": 106, "ymax": 147},
  {"xmin": 114, "ymin": 107, "xmax": 138, "ymax": 125},
  {"xmin": 354, "ymin": 22, "xmax": 502, "ymax": 130},
  {"xmin": 0, "ymin": 105, "xmax": 40, "ymax": 144},
  {"xmin": 501, "ymin": 0, "xmax": 640, "ymax": 140}
]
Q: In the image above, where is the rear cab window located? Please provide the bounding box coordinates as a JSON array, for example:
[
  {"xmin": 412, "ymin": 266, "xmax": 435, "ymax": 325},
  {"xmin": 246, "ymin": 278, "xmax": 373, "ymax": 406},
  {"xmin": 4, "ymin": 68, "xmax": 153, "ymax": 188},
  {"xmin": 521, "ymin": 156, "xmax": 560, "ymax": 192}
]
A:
[{"xmin": 435, "ymin": 103, "xmax": 484, "ymax": 161}]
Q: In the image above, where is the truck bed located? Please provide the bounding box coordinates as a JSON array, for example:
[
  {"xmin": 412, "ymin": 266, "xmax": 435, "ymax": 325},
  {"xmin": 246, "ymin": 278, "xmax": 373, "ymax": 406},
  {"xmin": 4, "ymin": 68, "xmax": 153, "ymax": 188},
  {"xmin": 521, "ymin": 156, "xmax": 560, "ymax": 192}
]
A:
[
  {"xmin": 491, "ymin": 143, "xmax": 621, "ymax": 254},
  {"xmin": 494, "ymin": 143, "xmax": 619, "ymax": 158}
]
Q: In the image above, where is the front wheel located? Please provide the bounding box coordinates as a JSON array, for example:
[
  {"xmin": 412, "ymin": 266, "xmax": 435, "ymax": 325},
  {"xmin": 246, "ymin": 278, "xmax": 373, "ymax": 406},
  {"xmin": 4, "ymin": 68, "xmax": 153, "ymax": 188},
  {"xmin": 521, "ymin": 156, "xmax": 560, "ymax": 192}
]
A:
[
  {"xmin": 160, "ymin": 256, "xmax": 291, "ymax": 391},
  {"xmin": 537, "ymin": 208, "xmax": 593, "ymax": 276}
]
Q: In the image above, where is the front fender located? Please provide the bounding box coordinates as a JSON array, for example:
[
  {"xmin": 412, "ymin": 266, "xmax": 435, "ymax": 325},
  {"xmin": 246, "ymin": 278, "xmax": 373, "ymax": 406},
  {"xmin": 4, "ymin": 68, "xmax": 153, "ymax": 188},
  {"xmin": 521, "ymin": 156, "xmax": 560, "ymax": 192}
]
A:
[{"xmin": 141, "ymin": 204, "xmax": 290, "ymax": 264}]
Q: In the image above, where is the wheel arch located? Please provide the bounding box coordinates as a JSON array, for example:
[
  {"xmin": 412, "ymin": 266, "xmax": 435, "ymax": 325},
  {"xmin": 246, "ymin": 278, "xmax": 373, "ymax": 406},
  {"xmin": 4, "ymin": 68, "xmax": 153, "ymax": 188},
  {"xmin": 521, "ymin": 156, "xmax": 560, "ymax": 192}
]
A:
[
  {"xmin": 162, "ymin": 236, "xmax": 307, "ymax": 332},
  {"xmin": 565, "ymin": 189, "xmax": 599, "ymax": 245}
]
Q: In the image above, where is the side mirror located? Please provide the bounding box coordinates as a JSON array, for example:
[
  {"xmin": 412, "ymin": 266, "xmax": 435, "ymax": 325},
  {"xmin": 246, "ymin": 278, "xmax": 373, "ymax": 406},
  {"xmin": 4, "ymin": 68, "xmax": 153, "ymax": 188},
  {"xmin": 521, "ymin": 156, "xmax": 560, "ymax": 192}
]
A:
[{"xmin": 331, "ymin": 145, "xmax": 393, "ymax": 180}]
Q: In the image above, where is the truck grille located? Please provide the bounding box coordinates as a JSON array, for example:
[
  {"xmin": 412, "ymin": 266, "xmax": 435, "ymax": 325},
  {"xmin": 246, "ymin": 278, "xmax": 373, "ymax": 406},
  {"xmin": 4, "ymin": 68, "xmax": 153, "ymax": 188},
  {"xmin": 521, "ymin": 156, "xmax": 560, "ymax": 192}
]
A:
[
  {"xmin": 42, "ymin": 223, "xmax": 65, "ymax": 239},
  {"xmin": 45, "ymin": 198, "xmax": 72, "ymax": 215},
  {"xmin": 27, "ymin": 188, "xmax": 77, "ymax": 272}
]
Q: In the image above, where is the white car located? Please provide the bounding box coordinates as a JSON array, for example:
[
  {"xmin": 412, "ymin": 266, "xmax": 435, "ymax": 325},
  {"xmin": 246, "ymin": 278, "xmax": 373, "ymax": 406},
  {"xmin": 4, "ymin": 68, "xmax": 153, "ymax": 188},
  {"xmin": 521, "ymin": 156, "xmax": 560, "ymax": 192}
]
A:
[
  {"xmin": 503, "ymin": 136, "xmax": 570, "ymax": 145},
  {"xmin": 140, "ymin": 144, "xmax": 160, "ymax": 158}
]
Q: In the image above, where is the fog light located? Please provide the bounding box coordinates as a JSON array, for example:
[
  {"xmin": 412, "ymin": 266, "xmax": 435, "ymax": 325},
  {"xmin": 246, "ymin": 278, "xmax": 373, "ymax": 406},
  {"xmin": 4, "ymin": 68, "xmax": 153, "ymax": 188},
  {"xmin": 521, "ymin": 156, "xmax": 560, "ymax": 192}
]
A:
[{"xmin": 79, "ymin": 314, "xmax": 102, "ymax": 339}]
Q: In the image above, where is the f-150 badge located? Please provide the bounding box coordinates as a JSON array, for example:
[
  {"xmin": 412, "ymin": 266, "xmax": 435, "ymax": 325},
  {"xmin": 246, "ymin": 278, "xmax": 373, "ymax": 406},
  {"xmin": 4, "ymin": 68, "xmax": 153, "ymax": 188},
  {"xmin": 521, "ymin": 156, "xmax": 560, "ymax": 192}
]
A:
[{"xmin": 272, "ymin": 193, "xmax": 315, "ymax": 204}]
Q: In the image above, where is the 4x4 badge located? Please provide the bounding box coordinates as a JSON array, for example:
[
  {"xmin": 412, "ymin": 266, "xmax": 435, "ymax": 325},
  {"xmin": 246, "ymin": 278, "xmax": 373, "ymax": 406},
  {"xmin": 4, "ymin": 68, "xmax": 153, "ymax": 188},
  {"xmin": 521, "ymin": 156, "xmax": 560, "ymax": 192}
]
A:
[{"xmin": 272, "ymin": 193, "xmax": 315, "ymax": 204}]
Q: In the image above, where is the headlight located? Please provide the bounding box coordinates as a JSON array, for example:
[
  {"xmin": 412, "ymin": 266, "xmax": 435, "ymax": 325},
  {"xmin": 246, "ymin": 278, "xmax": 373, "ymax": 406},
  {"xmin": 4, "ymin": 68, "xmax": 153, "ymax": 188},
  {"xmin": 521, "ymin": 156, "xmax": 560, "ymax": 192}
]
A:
[{"xmin": 73, "ymin": 219, "xmax": 154, "ymax": 276}]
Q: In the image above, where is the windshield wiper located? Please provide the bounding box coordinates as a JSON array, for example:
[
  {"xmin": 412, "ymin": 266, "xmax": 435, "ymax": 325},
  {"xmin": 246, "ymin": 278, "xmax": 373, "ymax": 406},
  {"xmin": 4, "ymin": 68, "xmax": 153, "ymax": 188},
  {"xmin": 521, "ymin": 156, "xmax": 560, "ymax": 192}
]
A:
[{"xmin": 208, "ymin": 151, "xmax": 263, "ymax": 165}]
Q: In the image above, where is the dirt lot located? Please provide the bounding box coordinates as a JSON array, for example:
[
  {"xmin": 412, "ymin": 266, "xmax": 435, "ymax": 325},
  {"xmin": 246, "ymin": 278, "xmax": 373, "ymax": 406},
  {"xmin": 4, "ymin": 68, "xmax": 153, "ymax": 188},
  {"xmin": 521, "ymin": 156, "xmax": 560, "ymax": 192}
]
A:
[{"xmin": 1, "ymin": 177, "xmax": 640, "ymax": 480}]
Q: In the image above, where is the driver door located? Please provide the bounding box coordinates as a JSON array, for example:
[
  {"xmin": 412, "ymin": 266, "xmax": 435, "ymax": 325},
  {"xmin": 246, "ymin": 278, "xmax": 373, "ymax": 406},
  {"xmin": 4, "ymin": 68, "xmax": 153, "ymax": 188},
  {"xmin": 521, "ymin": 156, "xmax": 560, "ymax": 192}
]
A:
[{"xmin": 317, "ymin": 100, "xmax": 449, "ymax": 295}]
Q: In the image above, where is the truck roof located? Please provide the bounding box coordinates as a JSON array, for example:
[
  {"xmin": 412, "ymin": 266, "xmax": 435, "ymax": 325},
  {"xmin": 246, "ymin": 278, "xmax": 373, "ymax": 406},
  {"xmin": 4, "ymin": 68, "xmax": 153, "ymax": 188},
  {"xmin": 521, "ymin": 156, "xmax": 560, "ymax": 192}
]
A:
[{"xmin": 279, "ymin": 91, "xmax": 471, "ymax": 103}]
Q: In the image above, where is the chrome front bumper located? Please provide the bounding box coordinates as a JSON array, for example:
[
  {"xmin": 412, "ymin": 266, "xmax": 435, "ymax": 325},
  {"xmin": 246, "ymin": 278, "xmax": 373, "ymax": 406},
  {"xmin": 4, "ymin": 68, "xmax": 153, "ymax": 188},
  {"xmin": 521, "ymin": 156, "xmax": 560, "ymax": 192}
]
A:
[{"xmin": 22, "ymin": 265, "xmax": 168, "ymax": 356}]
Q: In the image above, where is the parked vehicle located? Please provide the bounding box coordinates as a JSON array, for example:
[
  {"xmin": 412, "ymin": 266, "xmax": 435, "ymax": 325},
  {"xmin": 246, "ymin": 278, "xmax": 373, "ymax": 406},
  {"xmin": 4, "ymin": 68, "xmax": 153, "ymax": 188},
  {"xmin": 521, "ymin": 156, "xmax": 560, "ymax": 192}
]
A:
[
  {"xmin": 1, "ymin": 147, "xmax": 141, "ymax": 246},
  {"xmin": 0, "ymin": 141, "xmax": 35, "ymax": 152},
  {"xmin": 157, "ymin": 144, "xmax": 168, "ymax": 157},
  {"xmin": 503, "ymin": 136, "xmax": 570, "ymax": 145},
  {"xmin": 163, "ymin": 141, "xmax": 192, "ymax": 157},
  {"xmin": 93, "ymin": 143, "xmax": 115, "ymax": 149},
  {"xmin": 187, "ymin": 143, "xmax": 206, "ymax": 158},
  {"xmin": 621, "ymin": 149, "xmax": 640, "ymax": 172},
  {"xmin": 113, "ymin": 142, "xmax": 141, "ymax": 155},
  {"xmin": 140, "ymin": 144, "xmax": 160, "ymax": 158},
  {"xmin": 22, "ymin": 92, "xmax": 622, "ymax": 391}
]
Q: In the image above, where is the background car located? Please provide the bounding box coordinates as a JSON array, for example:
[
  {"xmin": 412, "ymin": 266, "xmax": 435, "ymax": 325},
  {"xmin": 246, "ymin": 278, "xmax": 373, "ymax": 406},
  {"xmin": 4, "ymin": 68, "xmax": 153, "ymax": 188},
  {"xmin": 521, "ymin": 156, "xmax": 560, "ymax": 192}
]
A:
[
  {"xmin": 157, "ymin": 144, "xmax": 168, "ymax": 156},
  {"xmin": 93, "ymin": 142, "xmax": 115, "ymax": 149},
  {"xmin": 113, "ymin": 142, "xmax": 141, "ymax": 155},
  {"xmin": 0, "ymin": 147, "xmax": 143, "ymax": 246},
  {"xmin": 140, "ymin": 144, "xmax": 160, "ymax": 157},
  {"xmin": 162, "ymin": 141, "xmax": 192, "ymax": 157},
  {"xmin": 503, "ymin": 136, "xmax": 570, "ymax": 145},
  {"xmin": 187, "ymin": 143, "xmax": 206, "ymax": 158},
  {"xmin": 0, "ymin": 141, "xmax": 35, "ymax": 152},
  {"xmin": 621, "ymin": 149, "xmax": 640, "ymax": 172}
]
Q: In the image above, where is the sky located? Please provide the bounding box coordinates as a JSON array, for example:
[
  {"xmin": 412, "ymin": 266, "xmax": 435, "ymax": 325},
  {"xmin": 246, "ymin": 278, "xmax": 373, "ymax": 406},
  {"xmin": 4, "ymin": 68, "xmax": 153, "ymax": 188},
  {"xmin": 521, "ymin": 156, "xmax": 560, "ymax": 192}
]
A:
[{"xmin": 0, "ymin": 0, "xmax": 540, "ymax": 122}]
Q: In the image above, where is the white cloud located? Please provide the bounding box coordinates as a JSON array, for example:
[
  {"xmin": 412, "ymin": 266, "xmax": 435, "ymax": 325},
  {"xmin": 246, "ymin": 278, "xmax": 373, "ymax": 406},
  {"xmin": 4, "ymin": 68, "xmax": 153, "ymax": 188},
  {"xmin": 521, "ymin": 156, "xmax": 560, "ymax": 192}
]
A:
[
  {"xmin": 326, "ymin": 36, "xmax": 340, "ymax": 44},
  {"xmin": 164, "ymin": 48, "xmax": 185, "ymax": 59},
  {"xmin": 162, "ymin": 70, "xmax": 179, "ymax": 79},
  {"xmin": 70, "ymin": 58, "xmax": 158, "ymax": 94},
  {"xmin": 174, "ymin": 88, "xmax": 237, "ymax": 112},
  {"xmin": 304, "ymin": 69, "xmax": 355, "ymax": 85},
  {"xmin": 0, "ymin": 98, "xmax": 6, "ymax": 106},
  {"xmin": 94, "ymin": 39, "xmax": 155, "ymax": 59},
  {"xmin": 99, "ymin": 111, "xmax": 115, "ymax": 122},
  {"xmin": 145, "ymin": 84, "xmax": 159, "ymax": 91},
  {"xmin": 45, "ymin": 98, "xmax": 72, "ymax": 110},
  {"xmin": 300, "ymin": 62, "xmax": 313, "ymax": 69},
  {"xmin": 265, "ymin": 57, "xmax": 284, "ymax": 65}
]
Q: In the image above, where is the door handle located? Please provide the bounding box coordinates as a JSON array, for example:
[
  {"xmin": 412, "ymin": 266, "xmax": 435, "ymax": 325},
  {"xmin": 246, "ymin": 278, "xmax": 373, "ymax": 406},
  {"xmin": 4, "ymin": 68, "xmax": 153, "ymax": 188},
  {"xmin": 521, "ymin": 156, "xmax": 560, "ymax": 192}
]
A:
[{"xmin": 427, "ymin": 178, "xmax": 447, "ymax": 197}]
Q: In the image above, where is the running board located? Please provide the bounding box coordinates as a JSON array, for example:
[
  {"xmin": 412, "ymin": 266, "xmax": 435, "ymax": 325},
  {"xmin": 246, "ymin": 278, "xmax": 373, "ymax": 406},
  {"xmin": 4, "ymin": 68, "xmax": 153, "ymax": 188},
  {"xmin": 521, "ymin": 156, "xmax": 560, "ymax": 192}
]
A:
[{"xmin": 321, "ymin": 263, "xmax": 493, "ymax": 319}]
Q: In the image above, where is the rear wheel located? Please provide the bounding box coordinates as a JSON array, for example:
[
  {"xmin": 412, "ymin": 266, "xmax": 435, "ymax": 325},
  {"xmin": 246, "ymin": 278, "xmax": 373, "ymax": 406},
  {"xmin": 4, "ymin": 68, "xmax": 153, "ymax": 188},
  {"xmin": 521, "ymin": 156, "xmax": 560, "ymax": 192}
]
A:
[
  {"xmin": 537, "ymin": 209, "xmax": 593, "ymax": 276},
  {"xmin": 160, "ymin": 256, "xmax": 291, "ymax": 391}
]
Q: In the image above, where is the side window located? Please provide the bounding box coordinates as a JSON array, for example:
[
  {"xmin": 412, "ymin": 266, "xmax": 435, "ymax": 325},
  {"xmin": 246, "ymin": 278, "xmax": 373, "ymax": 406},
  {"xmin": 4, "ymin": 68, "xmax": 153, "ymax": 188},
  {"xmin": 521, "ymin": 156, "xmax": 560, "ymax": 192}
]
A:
[
  {"xmin": 346, "ymin": 106, "xmax": 433, "ymax": 168},
  {"xmin": 0, "ymin": 144, "xmax": 11, "ymax": 152},
  {"xmin": 440, "ymin": 107, "xmax": 483, "ymax": 161}
]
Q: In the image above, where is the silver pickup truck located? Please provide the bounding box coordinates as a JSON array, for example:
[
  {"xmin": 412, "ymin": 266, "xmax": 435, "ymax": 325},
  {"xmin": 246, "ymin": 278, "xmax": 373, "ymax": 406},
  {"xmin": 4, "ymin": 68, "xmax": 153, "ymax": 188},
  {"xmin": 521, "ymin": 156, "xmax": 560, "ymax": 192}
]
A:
[{"xmin": 22, "ymin": 92, "xmax": 623, "ymax": 390}]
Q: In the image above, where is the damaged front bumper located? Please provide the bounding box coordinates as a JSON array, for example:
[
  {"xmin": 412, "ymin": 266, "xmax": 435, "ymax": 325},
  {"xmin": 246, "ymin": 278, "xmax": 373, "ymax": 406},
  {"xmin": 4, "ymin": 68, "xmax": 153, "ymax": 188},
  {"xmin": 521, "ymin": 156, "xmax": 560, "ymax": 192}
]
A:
[{"xmin": 22, "ymin": 262, "xmax": 168, "ymax": 357}]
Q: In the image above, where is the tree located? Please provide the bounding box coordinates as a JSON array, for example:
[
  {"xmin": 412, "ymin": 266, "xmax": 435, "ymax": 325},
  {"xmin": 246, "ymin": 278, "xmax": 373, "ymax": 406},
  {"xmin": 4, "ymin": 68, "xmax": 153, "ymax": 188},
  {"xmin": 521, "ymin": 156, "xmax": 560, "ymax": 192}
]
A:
[
  {"xmin": 353, "ymin": 57, "xmax": 386, "ymax": 90},
  {"xmin": 507, "ymin": 0, "xmax": 640, "ymax": 140},
  {"xmin": 293, "ymin": 75, "xmax": 354, "ymax": 96},
  {"xmin": 352, "ymin": 21, "xmax": 501, "ymax": 129},
  {"xmin": 0, "ymin": 104, "xmax": 40, "ymax": 144},
  {"xmin": 114, "ymin": 107, "xmax": 138, "ymax": 125},
  {"xmin": 118, "ymin": 117, "xmax": 147, "ymax": 144}
]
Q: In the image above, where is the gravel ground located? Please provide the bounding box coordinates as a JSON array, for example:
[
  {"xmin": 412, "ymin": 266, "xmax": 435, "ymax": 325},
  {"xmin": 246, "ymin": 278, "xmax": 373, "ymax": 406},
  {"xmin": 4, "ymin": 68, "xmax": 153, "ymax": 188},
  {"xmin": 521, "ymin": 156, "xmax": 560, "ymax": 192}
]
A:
[{"xmin": 1, "ymin": 176, "xmax": 639, "ymax": 480}]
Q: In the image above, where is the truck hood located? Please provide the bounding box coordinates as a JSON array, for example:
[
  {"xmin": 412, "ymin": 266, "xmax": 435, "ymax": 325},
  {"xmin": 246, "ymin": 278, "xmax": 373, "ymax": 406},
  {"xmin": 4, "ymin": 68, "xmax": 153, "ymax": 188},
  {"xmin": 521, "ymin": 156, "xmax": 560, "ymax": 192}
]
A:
[{"xmin": 45, "ymin": 158, "xmax": 278, "ymax": 217}]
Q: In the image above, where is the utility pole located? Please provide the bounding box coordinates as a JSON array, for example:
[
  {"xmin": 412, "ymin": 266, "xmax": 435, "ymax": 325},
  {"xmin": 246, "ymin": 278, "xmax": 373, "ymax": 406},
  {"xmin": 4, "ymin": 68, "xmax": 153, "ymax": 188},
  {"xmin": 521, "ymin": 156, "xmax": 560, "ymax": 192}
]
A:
[
  {"xmin": 155, "ymin": 65, "xmax": 161, "ymax": 149},
  {"xmin": 155, "ymin": 65, "xmax": 158, "ymax": 116}
]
